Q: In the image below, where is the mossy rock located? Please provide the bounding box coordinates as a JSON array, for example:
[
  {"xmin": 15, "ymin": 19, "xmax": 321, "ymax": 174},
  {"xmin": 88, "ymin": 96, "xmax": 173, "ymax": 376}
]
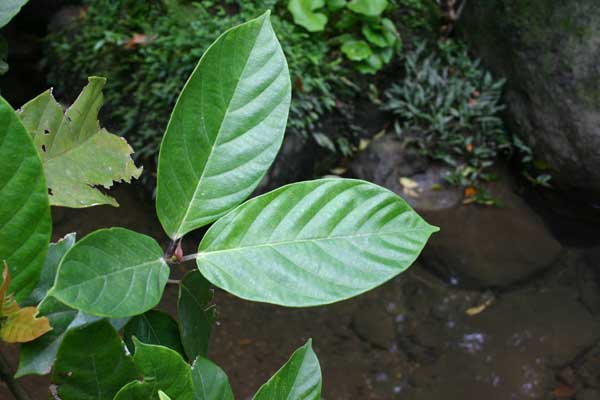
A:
[{"xmin": 459, "ymin": 0, "xmax": 600, "ymax": 193}]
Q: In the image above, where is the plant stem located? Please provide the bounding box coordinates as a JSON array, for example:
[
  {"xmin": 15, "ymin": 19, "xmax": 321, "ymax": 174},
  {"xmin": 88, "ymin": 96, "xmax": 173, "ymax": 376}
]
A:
[{"xmin": 0, "ymin": 350, "xmax": 31, "ymax": 400}]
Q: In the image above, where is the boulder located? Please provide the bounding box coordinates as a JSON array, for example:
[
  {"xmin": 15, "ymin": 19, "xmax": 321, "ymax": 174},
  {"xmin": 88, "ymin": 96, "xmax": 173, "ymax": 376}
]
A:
[
  {"xmin": 460, "ymin": 1, "xmax": 600, "ymax": 194},
  {"xmin": 420, "ymin": 171, "xmax": 563, "ymax": 288}
]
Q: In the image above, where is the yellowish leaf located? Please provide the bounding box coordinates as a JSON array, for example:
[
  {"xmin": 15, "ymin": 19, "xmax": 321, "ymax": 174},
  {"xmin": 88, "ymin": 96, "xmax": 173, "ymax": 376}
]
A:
[
  {"xmin": 399, "ymin": 177, "xmax": 419, "ymax": 189},
  {"xmin": 0, "ymin": 306, "xmax": 51, "ymax": 343},
  {"xmin": 330, "ymin": 167, "xmax": 347, "ymax": 175},
  {"xmin": 359, "ymin": 138, "xmax": 371, "ymax": 151},
  {"xmin": 466, "ymin": 297, "xmax": 494, "ymax": 316}
]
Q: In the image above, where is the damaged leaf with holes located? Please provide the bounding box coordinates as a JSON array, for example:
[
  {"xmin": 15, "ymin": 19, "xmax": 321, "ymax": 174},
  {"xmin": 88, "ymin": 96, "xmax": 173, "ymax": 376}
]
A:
[{"xmin": 17, "ymin": 76, "xmax": 142, "ymax": 208}]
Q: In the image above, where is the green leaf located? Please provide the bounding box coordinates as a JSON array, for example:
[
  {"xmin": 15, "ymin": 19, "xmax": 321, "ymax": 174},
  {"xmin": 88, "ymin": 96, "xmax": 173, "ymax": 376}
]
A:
[
  {"xmin": 0, "ymin": 96, "xmax": 51, "ymax": 302},
  {"xmin": 253, "ymin": 340, "xmax": 321, "ymax": 400},
  {"xmin": 18, "ymin": 77, "xmax": 142, "ymax": 208},
  {"xmin": 124, "ymin": 310, "xmax": 185, "ymax": 357},
  {"xmin": 178, "ymin": 271, "xmax": 215, "ymax": 361},
  {"xmin": 191, "ymin": 357, "xmax": 234, "ymax": 400},
  {"xmin": 114, "ymin": 339, "xmax": 195, "ymax": 400},
  {"xmin": 26, "ymin": 233, "xmax": 76, "ymax": 305},
  {"xmin": 340, "ymin": 39, "xmax": 372, "ymax": 61},
  {"xmin": 0, "ymin": 0, "xmax": 29, "ymax": 28},
  {"xmin": 156, "ymin": 12, "xmax": 291, "ymax": 239},
  {"xmin": 288, "ymin": 0, "xmax": 328, "ymax": 32},
  {"xmin": 16, "ymin": 297, "xmax": 128, "ymax": 378},
  {"xmin": 347, "ymin": 0, "xmax": 388, "ymax": 16},
  {"xmin": 52, "ymin": 320, "xmax": 138, "ymax": 400},
  {"xmin": 196, "ymin": 178, "xmax": 437, "ymax": 307},
  {"xmin": 326, "ymin": 0, "xmax": 347, "ymax": 11},
  {"xmin": 159, "ymin": 391, "xmax": 172, "ymax": 400},
  {"xmin": 50, "ymin": 228, "xmax": 169, "ymax": 318}
]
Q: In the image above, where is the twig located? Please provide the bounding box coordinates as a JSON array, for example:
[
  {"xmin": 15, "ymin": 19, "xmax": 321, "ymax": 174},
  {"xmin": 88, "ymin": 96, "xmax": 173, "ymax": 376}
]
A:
[
  {"xmin": 49, "ymin": 384, "xmax": 62, "ymax": 400},
  {"xmin": 0, "ymin": 350, "xmax": 31, "ymax": 400}
]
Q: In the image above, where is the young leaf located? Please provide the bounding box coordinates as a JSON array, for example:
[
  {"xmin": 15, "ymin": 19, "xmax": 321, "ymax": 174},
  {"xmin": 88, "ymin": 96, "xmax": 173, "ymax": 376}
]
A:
[
  {"xmin": 50, "ymin": 228, "xmax": 169, "ymax": 318},
  {"xmin": 347, "ymin": 0, "xmax": 388, "ymax": 16},
  {"xmin": 52, "ymin": 320, "xmax": 138, "ymax": 400},
  {"xmin": 340, "ymin": 39, "xmax": 372, "ymax": 61},
  {"xmin": 196, "ymin": 179, "xmax": 438, "ymax": 307},
  {"xmin": 0, "ymin": 96, "xmax": 51, "ymax": 301},
  {"xmin": 114, "ymin": 339, "xmax": 195, "ymax": 400},
  {"xmin": 253, "ymin": 340, "xmax": 321, "ymax": 400},
  {"xmin": 178, "ymin": 271, "xmax": 216, "ymax": 361},
  {"xmin": 0, "ymin": 306, "xmax": 51, "ymax": 343},
  {"xmin": 18, "ymin": 77, "xmax": 142, "ymax": 208},
  {"xmin": 0, "ymin": 0, "xmax": 29, "ymax": 28},
  {"xmin": 288, "ymin": 0, "xmax": 328, "ymax": 32},
  {"xmin": 191, "ymin": 357, "xmax": 234, "ymax": 400},
  {"xmin": 124, "ymin": 310, "xmax": 185, "ymax": 357},
  {"xmin": 156, "ymin": 11, "xmax": 291, "ymax": 239}
]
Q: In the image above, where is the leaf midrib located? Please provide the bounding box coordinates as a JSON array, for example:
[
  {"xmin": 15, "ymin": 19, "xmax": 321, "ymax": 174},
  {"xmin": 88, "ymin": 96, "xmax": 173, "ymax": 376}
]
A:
[
  {"xmin": 199, "ymin": 227, "xmax": 434, "ymax": 257},
  {"xmin": 174, "ymin": 17, "xmax": 267, "ymax": 239}
]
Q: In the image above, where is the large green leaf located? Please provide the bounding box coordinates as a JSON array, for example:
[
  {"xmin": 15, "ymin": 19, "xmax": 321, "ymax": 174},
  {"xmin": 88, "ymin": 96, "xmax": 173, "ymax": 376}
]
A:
[
  {"xmin": 288, "ymin": 0, "xmax": 328, "ymax": 32},
  {"xmin": 156, "ymin": 11, "xmax": 291, "ymax": 239},
  {"xmin": 124, "ymin": 310, "xmax": 185, "ymax": 357},
  {"xmin": 18, "ymin": 77, "xmax": 142, "ymax": 208},
  {"xmin": 178, "ymin": 271, "xmax": 216, "ymax": 361},
  {"xmin": 347, "ymin": 0, "xmax": 388, "ymax": 16},
  {"xmin": 49, "ymin": 228, "xmax": 169, "ymax": 317},
  {"xmin": 196, "ymin": 178, "xmax": 438, "ymax": 307},
  {"xmin": 253, "ymin": 340, "xmax": 321, "ymax": 400},
  {"xmin": 52, "ymin": 320, "xmax": 138, "ymax": 400},
  {"xmin": 114, "ymin": 339, "xmax": 195, "ymax": 400},
  {"xmin": 191, "ymin": 357, "xmax": 234, "ymax": 400},
  {"xmin": 0, "ymin": 0, "xmax": 29, "ymax": 28},
  {"xmin": 17, "ymin": 234, "xmax": 128, "ymax": 377},
  {"xmin": 0, "ymin": 96, "xmax": 51, "ymax": 301}
]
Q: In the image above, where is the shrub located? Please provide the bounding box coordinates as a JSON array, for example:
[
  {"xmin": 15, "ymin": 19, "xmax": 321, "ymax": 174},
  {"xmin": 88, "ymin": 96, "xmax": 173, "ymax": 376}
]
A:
[
  {"xmin": 1, "ymin": 13, "xmax": 436, "ymax": 399},
  {"xmin": 45, "ymin": 0, "xmax": 352, "ymax": 163},
  {"xmin": 383, "ymin": 40, "xmax": 510, "ymax": 193}
]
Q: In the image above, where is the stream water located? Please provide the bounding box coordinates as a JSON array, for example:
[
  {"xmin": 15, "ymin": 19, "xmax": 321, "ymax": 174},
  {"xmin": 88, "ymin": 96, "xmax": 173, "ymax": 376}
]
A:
[{"xmin": 1, "ymin": 185, "xmax": 598, "ymax": 400}]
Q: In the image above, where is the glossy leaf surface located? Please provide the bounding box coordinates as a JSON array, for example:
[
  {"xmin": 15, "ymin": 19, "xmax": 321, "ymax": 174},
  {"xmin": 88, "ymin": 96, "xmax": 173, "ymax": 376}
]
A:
[
  {"xmin": 52, "ymin": 320, "xmax": 138, "ymax": 400},
  {"xmin": 253, "ymin": 340, "xmax": 321, "ymax": 400},
  {"xmin": 50, "ymin": 228, "xmax": 169, "ymax": 317},
  {"xmin": 178, "ymin": 271, "xmax": 215, "ymax": 361},
  {"xmin": 191, "ymin": 357, "xmax": 234, "ymax": 400},
  {"xmin": 197, "ymin": 179, "xmax": 437, "ymax": 307},
  {"xmin": 0, "ymin": 96, "xmax": 51, "ymax": 301},
  {"xmin": 114, "ymin": 339, "xmax": 194, "ymax": 400},
  {"xmin": 156, "ymin": 11, "xmax": 291, "ymax": 239},
  {"xmin": 18, "ymin": 77, "xmax": 142, "ymax": 208}
]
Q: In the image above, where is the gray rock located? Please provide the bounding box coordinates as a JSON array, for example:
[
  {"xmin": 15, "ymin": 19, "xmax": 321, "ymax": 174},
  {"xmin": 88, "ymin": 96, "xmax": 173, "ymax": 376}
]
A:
[
  {"xmin": 349, "ymin": 135, "xmax": 462, "ymax": 211},
  {"xmin": 459, "ymin": 1, "xmax": 600, "ymax": 193},
  {"xmin": 420, "ymin": 171, "xmax": 563, "ymax": 288}
]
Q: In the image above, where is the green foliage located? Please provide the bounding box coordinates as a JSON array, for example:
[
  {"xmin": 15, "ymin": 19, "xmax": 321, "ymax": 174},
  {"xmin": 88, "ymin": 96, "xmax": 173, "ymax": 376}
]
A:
[
  {"xmin": 253, "ymin": 340, "xmax": 321, "ymax": 400},
  {"xmin": 156, "ymin": 11, "xmax": 290, "ymax": 239},
  {"xmin": 45, "ymin": 0, "xmax": 349, "ymax": 161},
  {"xmin": 177, "ymin": 271, "xmax": 215, "ymax": 361},
  {"xmin": 383, "ymin": 40, "xmax": 510, "ymax": 189},
  {"xmin": 288, "ymin": 0, "xmax": 401, "ymax": 74},
  {"xmin": 0, "ymin": 97, "xmax": 51, "ymax": 302},
  {"xmin": 191, "ymin": 357, "xmax": 234, "ymax": 400},
  {"xmin": 18, "ymin": 77, "xmax": 142, "ymax": 208},
  {"xmin": 2, "ymin": 13, "xmax": 436, "ymax": 399},
  {"xmin": 196, "ymin": 178, "xmax": 436, "ymax": 307},
  {"xmin": 50, "ymin": 228, "xmax": 169, "ymax": 318},
  {"xmin": 52, "ymin": 320, "xmax": 138, "ymax": 400}
]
